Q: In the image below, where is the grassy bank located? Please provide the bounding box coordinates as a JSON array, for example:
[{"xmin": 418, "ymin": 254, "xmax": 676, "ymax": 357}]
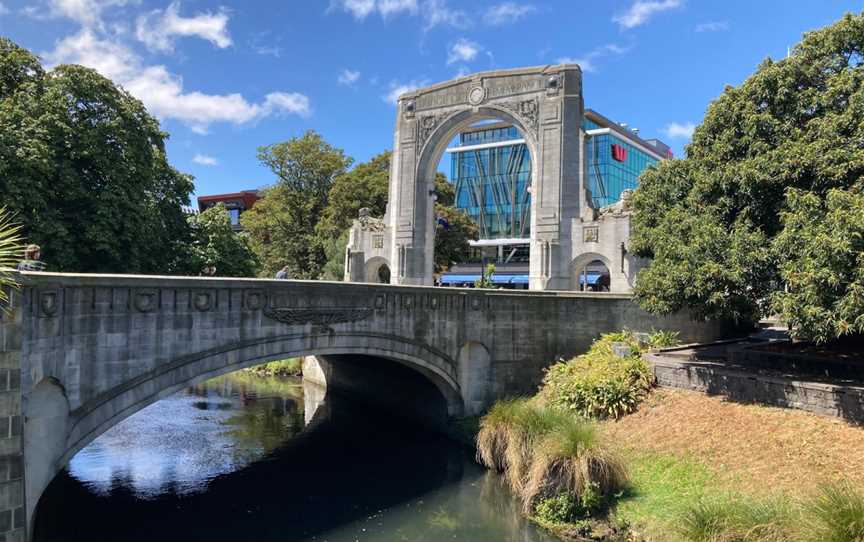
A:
[
  {"xmin": 474, "ymin": 331, "xmax": 864, "ymax": 542},
  {"xmin": 243, "ymin": 358, "xmax": 302, "ymax": 377}
]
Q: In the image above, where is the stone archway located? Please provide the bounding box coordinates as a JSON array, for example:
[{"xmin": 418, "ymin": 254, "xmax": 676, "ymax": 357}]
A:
[
  {"xmin": 570, "ymin": 252, "xmax": 618, "ymax": 292},
  {"xmin": 386, "ymin": 65, "xmax": 586, "ymax": 291},
  {"xmin": 364, "ymin": 256, "xmax": 391, "ymax": 284}
]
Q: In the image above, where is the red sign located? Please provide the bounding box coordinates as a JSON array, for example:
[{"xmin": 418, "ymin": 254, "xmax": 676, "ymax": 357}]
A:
[{"xmin": 611, "ymin": 144, "xmax": 627, "ymax": 162}]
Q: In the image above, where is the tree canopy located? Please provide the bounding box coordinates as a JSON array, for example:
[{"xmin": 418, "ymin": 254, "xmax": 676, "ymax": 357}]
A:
[
  {"xmin": 631, "ymin": 12, "xmax": 864, "ymax": 342},
  {"xmin": 242, "ymin": 131, "xmax": 352, "ymax": 278},
  {"xmin": 0, "ymin": 37, "xmax": 194, "ymax": 273},
  {"xmin": 185, "ymin": 204, "xmax": 258, "ymax": 277}
]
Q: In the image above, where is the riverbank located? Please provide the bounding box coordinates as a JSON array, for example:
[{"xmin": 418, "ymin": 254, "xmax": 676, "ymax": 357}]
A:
[
  {"xmin": 243, "ymin": 358, "xmax": 302, "ymax": 377},
  {"xmin": 471, "ymin": 331, "xmax": 864, "ymax": 542},
  {"xmin": 606, "ymin": 388, "xmax": 864, "ymax": 540}
]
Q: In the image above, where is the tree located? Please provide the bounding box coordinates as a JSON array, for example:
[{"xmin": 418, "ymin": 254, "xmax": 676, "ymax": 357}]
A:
[
  {"xmin": 320, "ymin": 229, "xmax": 350, "ymax": 281},
  {"xmin": 631, "ymin": 13, "xmax": 864, "ymax": 341},
  {"xmin": 185, "ymin": 204, "xmax": 258, "ymax": 277},
  {"xmin": 317, "ymin": 150, "xmax": 390, "ymax": 240},
  {"xmin": 434, "ymin": 202, "xmax": 478, "ymax": 274},
  {"xmin": 243, "ymin": 131, "xmax": 352, "ymax": 278},
  {"xmin": 0, "ymin": 38, "xmax": 194, "ymax": 274}
]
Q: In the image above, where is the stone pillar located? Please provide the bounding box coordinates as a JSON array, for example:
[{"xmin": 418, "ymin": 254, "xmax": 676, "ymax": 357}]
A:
[
  {"xmin": 528, "ymin": 68, "xmax": 584, "ymax": 290},
  {"xmin": 0, "ymin": 289, "xmax": 26, "ymax": 542}
]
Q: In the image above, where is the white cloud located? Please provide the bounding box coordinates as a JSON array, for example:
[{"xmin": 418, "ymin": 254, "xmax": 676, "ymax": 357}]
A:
[
  {"xmin": 613, "ymin": 0, "xmax": 681, "ymax": 29},
  {"xmin": 558, "ymin": 44, "xmax": 629, "ymax": 73},
  {"xmin": 332, "ymin": 0, "xmax": 417, "ymax": 20},
  {"xmin": 694, "ymin": 20, "xmax": 728, "ymax": 32},
  {"xmin": 378, "ymin": 0, "xmax": 418, "ymax": 17},
  {"xmin": 485, "ymin": 2, "xmax": 535, "ymax": 25},
  {"xmin": 422, "ymin": 0, "xmax": 468, "ymax": 30},
  {"xmin": 45, "ymin": 30, "xmax": 311, "ymax": 133},
  {"xmin": 0, "ymin": 3, "xmax": 8, "ymax": 15},
  {"xmin": 662, "ymin": 121, "xmax": 696, "ymax": 139},
  {"xmin": 337, "ymin": 69, "xmax": 361, "ymax": 86},
  {"xmin": 136, "ymin": 2, "xmax": 232, "ymax": 53},
  {"xmin": 384, "ymin": 79, "xmax": 428, "ymax": 105},
  {"xmin": 447, "ymin": 38, "xmax": 481, "ymax": 65},
  {"xmin": 331, "ymin": 0, "xmax": 466, "ymax": 29},
  {"xmin": 42, "ymin": 0, "xmax": 132, "ymax": 28},
  {"xmin": 192, "ymin": 153, "xmax": 218, "ymax": 166}
]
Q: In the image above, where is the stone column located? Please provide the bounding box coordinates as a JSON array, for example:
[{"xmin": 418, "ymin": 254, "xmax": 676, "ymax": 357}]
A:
[
  {"xmin": 528, "ymin": 67, "xmax": 584, "ymax": 290},
  {"xmin": 0, "ymin": 288, "xmax": 26, "ymax": 542}
]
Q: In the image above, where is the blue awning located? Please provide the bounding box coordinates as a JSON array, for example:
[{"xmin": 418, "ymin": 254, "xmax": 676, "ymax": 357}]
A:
[
  {"xmin": 579, "ymin": 273, "xmax": 602, "ymax": 285},
  {"xmin": 439, "ymin": 273, "xmax": 530, "ymax": 285},
  {"xmin": 440, "ymin": 274, "xmax": 480, "ymax": 284}
]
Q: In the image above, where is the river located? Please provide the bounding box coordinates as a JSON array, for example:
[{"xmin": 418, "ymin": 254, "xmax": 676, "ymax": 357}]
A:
[{"xmin": 34, "ymin": 370, "xmax": 557, "ymax": 542}]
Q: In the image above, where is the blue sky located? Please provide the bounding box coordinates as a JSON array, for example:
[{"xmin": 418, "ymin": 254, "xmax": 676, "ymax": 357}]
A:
[{"xmin": 1, "ymin": 0, "xmax": 861, "ymax": 197}]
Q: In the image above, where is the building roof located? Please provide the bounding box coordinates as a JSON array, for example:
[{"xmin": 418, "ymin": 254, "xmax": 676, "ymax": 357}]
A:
[
  {"xmin": 197, "ymin": 190, "xmax": 261, "ymax": 210},
  {"xmin": 584, "ymin": 109, "xmax": 672, "ymax": 159}
]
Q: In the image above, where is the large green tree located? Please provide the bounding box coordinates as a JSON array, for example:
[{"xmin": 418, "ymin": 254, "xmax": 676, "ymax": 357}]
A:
[
  {"xmin": 242, "ymin": 131, "xmax": 352, "ymax": 278},
  {"xmin": 631, "ymin": 13, "xmax": 864, "ymax": 341},
  {"xmin": 185, "ymin": 204, "xmax": 258, "ymax": 277},
  {"xmin": 0, "ymin": 38, "xmax": 194, "ymax": 273},
  {"xmin": 317, "ymin": 150, "xmax": 390, "ymax": 240}
]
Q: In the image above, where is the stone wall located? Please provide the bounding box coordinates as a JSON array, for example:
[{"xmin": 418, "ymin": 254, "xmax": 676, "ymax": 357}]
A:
[
  {"xmin": 0, "ymin": 290, "xmax": 25, "ymax": 542},
  {"xmin": 649, "ymin": 354, "xmax": 864, "ymax": 424}
]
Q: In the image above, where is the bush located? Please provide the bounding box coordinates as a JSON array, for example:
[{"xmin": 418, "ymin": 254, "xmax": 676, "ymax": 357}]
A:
[
  {"xmin": 539, "ymin": 330, "xmax": 677, "ymax": 419},
  {"xmin": 802, "ymin": 482, "xmax": 864, "ymax": 542},
  {"xmin": 534, "ymin": 493, "xmax": 583, "ymax": 523}
]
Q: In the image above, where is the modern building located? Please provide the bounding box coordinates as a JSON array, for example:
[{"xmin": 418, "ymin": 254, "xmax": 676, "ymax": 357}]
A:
[
  {"xmin": 196, "ymin": 190, "xmax": 261, "ymax": 231},
  {"xmin": 439, "ymin": 109, "xmax": 670, "ymax": 289}
]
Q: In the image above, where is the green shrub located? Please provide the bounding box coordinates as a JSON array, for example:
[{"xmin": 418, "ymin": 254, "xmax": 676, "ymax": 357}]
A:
[
  {"xmin": 245, "ymin": 358, "xmax": 301, "ymax": 377},
  {"xmin": 534, "ymin": 493, "xmax": 583, "ymax": 523},
  {"xmin": 802, "ymin": 482, "xmax": 864, "ymax": 542},
  {"xmin": 540, "ymin": 333, "xmax": 652, "ymax": 419}
]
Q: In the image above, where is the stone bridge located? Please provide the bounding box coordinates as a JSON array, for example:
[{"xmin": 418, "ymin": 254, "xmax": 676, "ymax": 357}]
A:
[{"xmin": 0, "ymin": 272, "xmax": 725, "ymax": 541}]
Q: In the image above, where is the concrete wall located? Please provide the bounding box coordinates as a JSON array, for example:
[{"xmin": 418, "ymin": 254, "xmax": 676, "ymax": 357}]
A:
[{"xmin": 12, "ymin": 271, "xmax": 726, "ymax": 539}]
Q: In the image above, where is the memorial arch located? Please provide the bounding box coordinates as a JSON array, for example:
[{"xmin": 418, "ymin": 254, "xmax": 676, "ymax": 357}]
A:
[
  {"xmin": 345, "ymin": 64, "xmax": 649, "ymax": 292},
  {"xmin": 347, "ymin": 65, "xmax": 582, "ymax": 290}
]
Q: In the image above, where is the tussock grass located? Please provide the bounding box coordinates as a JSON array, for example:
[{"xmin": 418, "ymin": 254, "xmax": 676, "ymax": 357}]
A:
[
  {"xmin": 801, "ymin": 482, "xmax": 864, "ymax": 542},
  {"xmin": 678, "ymin": 496, "xmax": 794, "ymax": 542},
  {"xmin": 477, "ymin": 399, "xmax": 626, "ymax": 516},
  {"xmin": 522, "ymin": 416, "xmax": 627, "ymax": 513}
]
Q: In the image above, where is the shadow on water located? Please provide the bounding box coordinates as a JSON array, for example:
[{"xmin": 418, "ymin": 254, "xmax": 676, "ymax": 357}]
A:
[{"xmin": 33, "ymin": 371, "xmax": 555, "ymax": 542}]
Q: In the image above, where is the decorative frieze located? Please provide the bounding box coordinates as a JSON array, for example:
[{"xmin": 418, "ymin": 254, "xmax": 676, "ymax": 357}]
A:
[{"xmin": 262, "ymin": 307, "xmax": 373, "ymax": 326}]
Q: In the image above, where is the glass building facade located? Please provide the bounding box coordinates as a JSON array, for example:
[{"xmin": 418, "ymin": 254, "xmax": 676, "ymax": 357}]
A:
[
  {"xmin": 446, "ymin": 112, "xmax": 668, "ymax": 241},
  {"xmin": 447, "ymin": 124, "xmax": 531, "ymax": 240}
]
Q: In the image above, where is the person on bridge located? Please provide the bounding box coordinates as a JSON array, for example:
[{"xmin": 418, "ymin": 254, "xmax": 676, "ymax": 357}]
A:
[
  {"xmin": 275, "ymin": 265, "xmax": 291, "ymax": 280},
  {"xmin": 17, "ymin": 244, "xmax": 46, "ymax": 271}
]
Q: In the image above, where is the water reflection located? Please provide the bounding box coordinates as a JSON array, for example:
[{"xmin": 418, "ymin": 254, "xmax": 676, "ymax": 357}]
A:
[{"xmin": 35, "ymin": 370, "xmax": 555, "ymax": 542}]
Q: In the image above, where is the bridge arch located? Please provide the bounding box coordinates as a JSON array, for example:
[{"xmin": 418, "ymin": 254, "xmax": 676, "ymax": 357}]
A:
[{"xmin": 25, "ymin": 330, "xmax": 464, "ymax": 536}]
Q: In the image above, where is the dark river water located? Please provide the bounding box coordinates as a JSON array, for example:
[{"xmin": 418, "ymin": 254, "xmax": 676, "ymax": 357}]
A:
[{"xmin": 34, "ymin": 371, "xmax": 557, "ymax": 542}]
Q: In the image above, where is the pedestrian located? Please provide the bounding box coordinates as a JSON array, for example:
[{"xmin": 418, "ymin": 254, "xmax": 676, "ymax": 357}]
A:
[
  {"xmin": 275, "ymin": 265, "xmax": 291, "ymax": 280},
  {"xmin": 17, "ymin": 244, "xmax": 46, "ymax": 272}
]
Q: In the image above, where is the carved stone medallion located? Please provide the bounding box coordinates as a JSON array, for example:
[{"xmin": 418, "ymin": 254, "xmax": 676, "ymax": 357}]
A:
[{"xmin": 468, "ymin": 86, "xmax": 486, "ymax": 106}]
